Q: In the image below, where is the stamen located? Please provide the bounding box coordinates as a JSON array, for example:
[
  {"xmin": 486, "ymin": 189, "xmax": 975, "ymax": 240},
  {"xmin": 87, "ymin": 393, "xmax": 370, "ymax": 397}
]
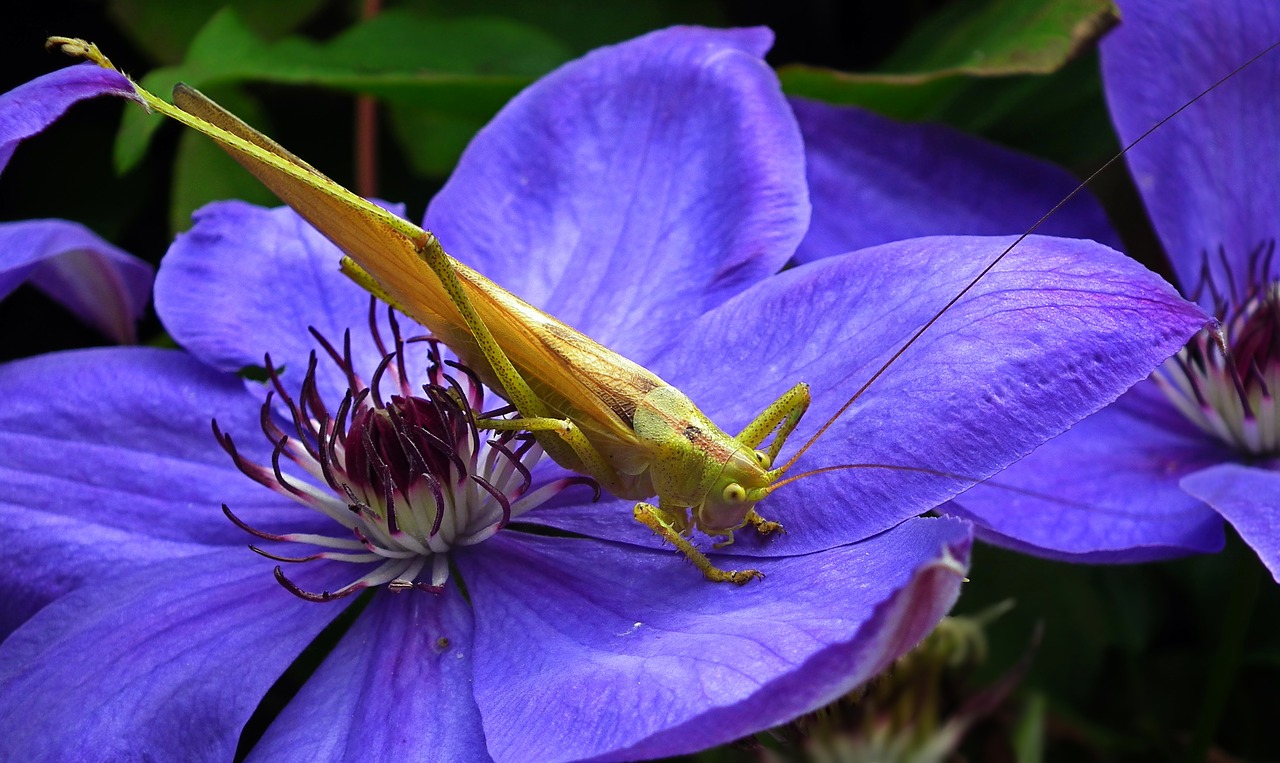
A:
[
  {"xmin": 1158, "ymin": 240, "xmax": 1280, "ymax": 455},
  {"xmin": 222, "ymin": 504, "xmax": 289, "ymax": 542},
  {"xmin": 251, "ymin": 545, "xmax": 327, "ymax": 563},
  {"xmin": 369, "ymin": 298, "xmax": 389, "ymax": 360},
  {"xmin": 445, "ymin": 359, "xmax": 487, "ymax": 412},
  {"xmin": 1220, "ymin": 245, "xmax": 1239, "ymax": 305},
  {"xmin": 218, "ymin": 301, "xmax": 596, "ymax": 600},
  {"xmin": 369, "ymin": 351, "xmax": 396, "ymax": 409},
  {"xmin": 309, "ymin": 327, "xmax": 348, "ymax": 378},
  {"xmin": 388, "ymin": 310, "xmax": 413, "ymax": 399},
  {"xmin": 274, "ymin": 565, "xmax": 365, "ymax": 602}
]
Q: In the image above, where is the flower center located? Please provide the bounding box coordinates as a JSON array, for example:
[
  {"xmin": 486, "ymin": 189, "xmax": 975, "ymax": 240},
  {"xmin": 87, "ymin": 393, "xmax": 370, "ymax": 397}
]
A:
[
  {"xmin": 1155, "ymin": 242, "xmax": 1280, "ymax": 455},
  {"xmin": 215, "ymin": 306, "xmax": 595, "ymax": 600}
]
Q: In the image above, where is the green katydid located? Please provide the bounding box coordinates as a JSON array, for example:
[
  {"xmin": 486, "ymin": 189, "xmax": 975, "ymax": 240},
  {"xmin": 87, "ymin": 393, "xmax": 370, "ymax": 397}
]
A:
[
  {"xmin": 50, "ymin": 36, "xmax": 828, "ymax": 584},
  {"xmin": 42, "ymin": 35, "xmax": 1220, "ymax": 585}
]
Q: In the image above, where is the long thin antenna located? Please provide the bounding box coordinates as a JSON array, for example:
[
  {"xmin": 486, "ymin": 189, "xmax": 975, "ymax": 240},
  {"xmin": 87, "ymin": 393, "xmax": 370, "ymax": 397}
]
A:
[
  {"xmin": 765, "ymin": 461, "xmax": 1112, "ymax": 512},
  {"xmin": 775, "ymin": 37, "xmax": 1280, "ymax": 478}
]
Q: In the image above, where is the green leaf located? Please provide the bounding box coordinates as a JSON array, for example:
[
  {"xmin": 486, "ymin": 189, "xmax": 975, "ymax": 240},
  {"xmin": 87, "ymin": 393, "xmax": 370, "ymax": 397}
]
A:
[
  {"xmin": 778, "ymin": 72, "xmax": 967, "ymax": 120},
  {"xmin": 106, "ymin": 0, "xmax": 327, "ymax": 64},
  {"xmin": 169, "ymin": 87, "xmax": 278, "ymax": 232},
  {"xmin": 880, "ymin": 0, "xmax": 1117, "ymax": 77},
  {"xmin": 323, "ymin": 11, "xmax": 573, "ymax": 78},
  {"xmin": 400, "ymin": 0, "xmax": 726, "ymax": 53},
  {"xmin": 934, "ymin": 53, "xmax": 1116, "ymax": 170},
  {"xmin": 385, "ymin": 105, "xmax": 489, "ymax": 178},
  {"xmin": 114, "ymin": 9, "xmax": 572, "ymax": 172},
  {"xmin": 779, "ymin": 0, "xmax": 1117, "ymax": 119},
  {"xmin": 1013, "ymin": 691, "xmax": 1047, "ymax": 763}
]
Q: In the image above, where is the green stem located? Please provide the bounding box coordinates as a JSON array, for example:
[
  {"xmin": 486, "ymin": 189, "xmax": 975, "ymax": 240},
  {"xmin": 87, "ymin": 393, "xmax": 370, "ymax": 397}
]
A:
[{"xmin": 1186, "ymin": 535, "xmax": 1260, "ymax": 763}]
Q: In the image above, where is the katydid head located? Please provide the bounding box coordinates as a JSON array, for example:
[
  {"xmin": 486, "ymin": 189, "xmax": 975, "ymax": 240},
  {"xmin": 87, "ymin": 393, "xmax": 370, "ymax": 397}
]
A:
[{"xmin": 692, "ymin": 444, "xmax": 774, "ymax": 533}]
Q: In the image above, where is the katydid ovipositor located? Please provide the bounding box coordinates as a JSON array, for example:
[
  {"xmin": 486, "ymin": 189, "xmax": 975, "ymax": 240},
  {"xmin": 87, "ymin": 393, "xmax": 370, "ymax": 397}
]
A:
[{"xmin": 44, "ymin": 35, "xmax": 1211, "ymax": 584}]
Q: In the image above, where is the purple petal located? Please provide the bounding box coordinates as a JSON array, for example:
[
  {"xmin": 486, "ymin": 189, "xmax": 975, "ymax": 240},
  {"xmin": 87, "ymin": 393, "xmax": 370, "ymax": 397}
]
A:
[
  {"xmin": 425, "ymin": 26, "xmax": 808, "ymax": 363},
  {"xmin": 517, "ymin": 492, "xmax": 669, "ymax": 552},
  {"xmin": 156, "ymin": 201, "xmax": 422, "ymax": 400},
  {"xmin": 1101, "ymin": 0, "xmax": 1280, "ymax": 293},
  {"xmin": 0, "ymin": 219, "xmax": 153, "ymax": 344},
  {"xmin": 947, "ymin": 380, "xmax": 1227, "ymax": 561},
  {"xmin": 0, "ymin": 508, "xmax": 213, "ymax": 641},
  {"xmin": 0, "ymin": 347, "xmax": 302, "ymax": 543},
  {"xmin": 461, "ymin": 517, "xmax": 971, "ymax": 763},
  {"xmin": 248, "ymin": 588, "xmax": 488, "ymax": 762},
  {"xmin": 645, "ymin": 235, "xmax": 1207, "ymax": 555},
  {"xmin": 1181, "ymin": 463, "xmax": 1280, "ymax": 583},
  {"xmin": 0, "ymin": 62, "xmax": 138, "ymax": 173},
  {"xmin": 0, "ymin": 550, "xmax": 353, "ymax": 761},
  {"xmin": 791, "ymin": 97, "xmax": 1120, "ymax": 264},
  {"xmin": 0, "ymin": 347, "xmax": 318, "ymax": 631}
]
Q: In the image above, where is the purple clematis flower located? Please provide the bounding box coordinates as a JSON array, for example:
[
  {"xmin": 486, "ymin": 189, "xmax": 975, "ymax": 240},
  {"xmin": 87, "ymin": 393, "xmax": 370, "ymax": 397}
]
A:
[
  {"xmin": 935, "ymin": 0, "xmax": 1280, "ymax": 576},
  {"xmin": 0, "ymin": 27, "xmax": 1205, "ymax": 761},
  {"xmin": 0, "ymin": 64, "xmax": 153, "ymax": 344},
  {"xmin": 788, "ymin": 95, "xmax": 1123, "ymax": 266}
]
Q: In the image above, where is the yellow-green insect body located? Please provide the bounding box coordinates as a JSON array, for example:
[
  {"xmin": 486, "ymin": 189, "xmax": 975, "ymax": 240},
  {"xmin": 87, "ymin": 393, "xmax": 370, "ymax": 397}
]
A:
[{"xmin": 50, "ymin": 38, "xmax": 812, "ymax": 584}]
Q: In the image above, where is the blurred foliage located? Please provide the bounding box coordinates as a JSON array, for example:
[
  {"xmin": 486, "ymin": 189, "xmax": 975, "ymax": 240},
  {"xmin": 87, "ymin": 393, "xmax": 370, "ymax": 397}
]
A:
[
  {"xmin": 402, "ymin": 0, "xmax": 727, "ymax": 53},
  {"xmin": 116, "ymin": 8, "xmax": 573, "ymax": 227},
  {"xmin": 780, "ymin": 0, "xmax": 1121, "ymax": 171},
  {"xmin": 779, "ymin": 0, "xmax": 1117, "ymax": 112},
  {"xmin": 107, "ymin": 0, "xmax": 329, "ymax": 63},
  {"xmin": 2, "ymin": 1, "xmax": 1278, "ymax": 761}
]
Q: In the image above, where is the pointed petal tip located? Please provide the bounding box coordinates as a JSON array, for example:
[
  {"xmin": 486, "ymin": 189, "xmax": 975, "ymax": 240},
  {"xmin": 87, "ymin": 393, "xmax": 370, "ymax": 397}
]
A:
[
  {"xmin": 1, "ymin": 61, "xmax": 138, "ymax": 174},
  {"xmin": 1181, "ymin": 463, "xmax": 1280, "ymax": 583}
]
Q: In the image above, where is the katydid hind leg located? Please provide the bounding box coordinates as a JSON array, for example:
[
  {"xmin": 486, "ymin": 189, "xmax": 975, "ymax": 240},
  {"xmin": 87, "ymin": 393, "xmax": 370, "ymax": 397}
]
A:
[
  {"xmin": 477, "ymin": 414, "xmax": 623, "ymax": 494},
  {"xmin": 412, "ymin": 234, "xmax": 555, "ymax": 423},
  {"xmin": 405, "ymin": 234, "xmax": 634, "ymax": 491}
]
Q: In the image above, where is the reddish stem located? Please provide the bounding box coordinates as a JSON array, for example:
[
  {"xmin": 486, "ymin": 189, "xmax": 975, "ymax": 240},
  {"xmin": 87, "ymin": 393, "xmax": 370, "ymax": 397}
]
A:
[{"xmin": 355, "ymin": 0, "xmax": 383, "ymax": 198}]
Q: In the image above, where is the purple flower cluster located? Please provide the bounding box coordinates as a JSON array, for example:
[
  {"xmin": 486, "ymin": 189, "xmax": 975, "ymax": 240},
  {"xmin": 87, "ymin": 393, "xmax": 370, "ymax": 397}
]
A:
[
  {"xmin": 0, "ymin": 20, "xmax": 1210, "ymax": 763},
  {"xmin": 947, "ymin": 0, "xmax": 1280, "ymax": 581}
]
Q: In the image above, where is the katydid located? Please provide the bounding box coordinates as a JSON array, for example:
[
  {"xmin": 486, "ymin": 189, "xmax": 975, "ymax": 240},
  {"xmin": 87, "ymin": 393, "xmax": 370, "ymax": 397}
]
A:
[
  {"xmin": 41, "ymin": 35, "xmax": 1247, "ymax": 585},
  {"xmin": 50, "ymin": 37, "xmax": 820, "ymax": 584}
]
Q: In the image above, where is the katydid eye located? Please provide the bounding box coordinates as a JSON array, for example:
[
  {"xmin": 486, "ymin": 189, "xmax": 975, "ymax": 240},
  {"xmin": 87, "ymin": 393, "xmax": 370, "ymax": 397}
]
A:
[
  {"xmin": 722, "ymin": 483, "xmax": 747, "ymax": 503},
  {"xmin": 753, "ymin": 450, "xmax": 771, "ymax": 468}
]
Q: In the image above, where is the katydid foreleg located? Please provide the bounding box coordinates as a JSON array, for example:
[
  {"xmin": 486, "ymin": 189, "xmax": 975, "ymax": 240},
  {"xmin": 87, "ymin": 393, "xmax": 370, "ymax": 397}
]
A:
[
  {"xmin": 736, "ymin": 382, "xmax": 812, "ymax": 463},
  {"xmin": 732, "ymin": 383, "xmax": 812, "ymax": 537},
  {"xmin": 633, "ymin": 502, "xmax": 765, "ymax": 584}
]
